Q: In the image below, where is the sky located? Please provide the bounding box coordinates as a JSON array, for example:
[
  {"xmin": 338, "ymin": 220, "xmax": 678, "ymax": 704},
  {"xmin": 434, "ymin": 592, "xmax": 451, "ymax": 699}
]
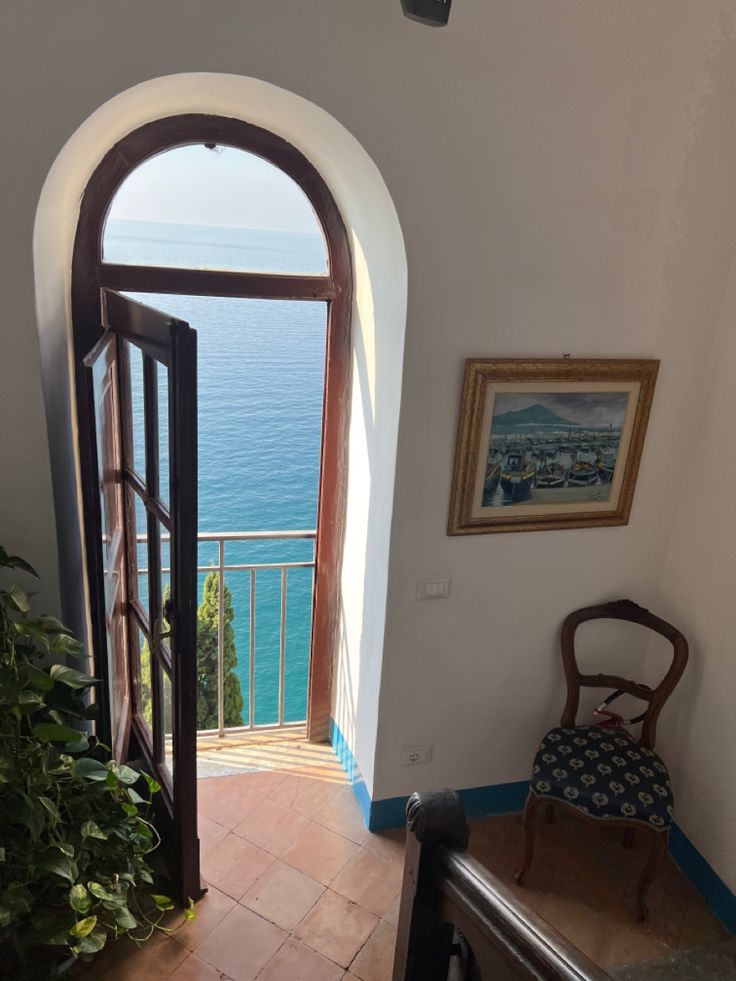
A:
[
  {"xmin": 107, "ymin": 144, "xmax": 323, "ymax": 234},
  {"xmin": 493, "ymin": 392, "xmax": 629, "ymax": 428}
]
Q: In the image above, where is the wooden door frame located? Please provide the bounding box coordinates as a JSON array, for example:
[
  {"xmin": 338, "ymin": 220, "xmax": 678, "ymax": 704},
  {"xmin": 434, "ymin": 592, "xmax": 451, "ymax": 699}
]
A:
[{"xmin": 72, "ymin": 113, "xmax": 353, "ymax": 746}]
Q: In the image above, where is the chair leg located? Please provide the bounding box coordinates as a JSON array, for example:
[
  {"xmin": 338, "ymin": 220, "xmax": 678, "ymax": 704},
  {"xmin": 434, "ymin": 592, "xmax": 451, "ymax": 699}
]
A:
[
  {"xmin": 515, "ymin": 794, "xmax": 539, "ymax": 885},
  {"xmin": 544, "ymin": 804, "xmax": 555, "ymax": 825},
  {"xmin": 622, "ymin": 826, "xmax": 635, "ymax": 849},
  {"xmin": 636, "ymin": 830, "xmax": 667, "ymax": 923}
]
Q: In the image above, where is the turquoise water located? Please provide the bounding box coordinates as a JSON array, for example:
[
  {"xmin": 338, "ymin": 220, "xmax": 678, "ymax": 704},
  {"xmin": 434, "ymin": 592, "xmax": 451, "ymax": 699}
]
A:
[{"xmin": 106, "ymin": 219, "xmax": 327, "ymax": 726}]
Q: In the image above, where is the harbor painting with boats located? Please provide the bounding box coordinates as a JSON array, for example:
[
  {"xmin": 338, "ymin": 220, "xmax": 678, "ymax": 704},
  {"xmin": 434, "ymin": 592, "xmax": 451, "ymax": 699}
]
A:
[
  {"xmin": 482, "ymin": 392, "xmax": 629, "ymax": 508},
  {"xmin": 448, "ymin": 358, "xmax": 658, "ymax": 535}
]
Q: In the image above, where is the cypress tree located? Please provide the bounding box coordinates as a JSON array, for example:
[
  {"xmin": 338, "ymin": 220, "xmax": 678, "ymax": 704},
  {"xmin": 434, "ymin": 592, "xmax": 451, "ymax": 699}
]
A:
[
  {"xmin": 138, "ymin": 574, "xmax": 245, "ymax": 732},
  {"xmin": 196, "ymin": 571, "xmax": 245, "ymax": 730}
]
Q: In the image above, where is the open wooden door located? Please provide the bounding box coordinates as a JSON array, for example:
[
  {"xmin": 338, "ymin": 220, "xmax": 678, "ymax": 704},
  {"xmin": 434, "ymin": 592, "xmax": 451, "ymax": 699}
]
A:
[{"xmin": 84, "ymin": 289, "xmax": 202, "ymax": 903}]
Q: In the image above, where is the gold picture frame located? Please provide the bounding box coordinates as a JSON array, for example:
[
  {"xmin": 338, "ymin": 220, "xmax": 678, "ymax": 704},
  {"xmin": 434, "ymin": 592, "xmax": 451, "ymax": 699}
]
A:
[{"xmin": 448, "ymin": 358, "xmax": 659, "ymax": 535}]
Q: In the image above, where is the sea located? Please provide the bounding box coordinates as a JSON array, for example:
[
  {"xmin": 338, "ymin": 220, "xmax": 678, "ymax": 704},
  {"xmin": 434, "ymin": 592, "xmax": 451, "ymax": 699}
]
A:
[{"xmin": 105, "ymin": 218, "xmax": 328, "ymax": 727}]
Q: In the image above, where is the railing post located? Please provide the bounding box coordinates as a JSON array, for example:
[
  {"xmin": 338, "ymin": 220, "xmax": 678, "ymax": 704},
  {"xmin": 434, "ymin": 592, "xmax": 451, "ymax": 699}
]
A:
[
  {"xmin": 217, "ymin": 538, "xmax": 225, "ymax": 738},
  {"xmin": 278, "ymin": 567, "xmax": 287, "ymax": 727},
  {"xmin": 393, "ymin": 789, "xmax": 469, "ymax": 981},
  {"xmin": 249, "ymin": 568, "xmax": 256, "ymax": 730}
]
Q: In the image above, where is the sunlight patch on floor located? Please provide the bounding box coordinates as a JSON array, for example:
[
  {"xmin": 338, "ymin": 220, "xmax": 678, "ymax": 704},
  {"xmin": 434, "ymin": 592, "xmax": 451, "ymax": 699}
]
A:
[{"xmin": 194, "ymin": 727, "xmax": 347, "ymax": 780}]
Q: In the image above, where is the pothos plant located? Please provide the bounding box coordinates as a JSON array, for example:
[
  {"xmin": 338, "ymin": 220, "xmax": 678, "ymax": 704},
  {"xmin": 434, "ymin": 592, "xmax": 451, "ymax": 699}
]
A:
[{"xmin": 0, "ymin": 546, "xmax": 194, "ymax": 979}]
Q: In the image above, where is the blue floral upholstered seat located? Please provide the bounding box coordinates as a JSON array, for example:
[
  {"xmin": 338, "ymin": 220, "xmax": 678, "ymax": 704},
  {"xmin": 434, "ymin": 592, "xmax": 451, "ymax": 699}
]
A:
[{"xmin": 530, "ymin": 724, "xmax": 673, "ymax": 830}]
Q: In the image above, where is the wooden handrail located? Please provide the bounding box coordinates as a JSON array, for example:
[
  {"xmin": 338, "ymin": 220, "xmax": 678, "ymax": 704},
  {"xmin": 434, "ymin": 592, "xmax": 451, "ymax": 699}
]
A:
[{"xmin": 393, "ymin": 790, "xmax": 611, "ymax": 981}]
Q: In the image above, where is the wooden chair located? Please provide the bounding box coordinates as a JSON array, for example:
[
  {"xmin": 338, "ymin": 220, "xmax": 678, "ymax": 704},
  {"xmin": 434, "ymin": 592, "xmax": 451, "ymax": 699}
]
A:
[{"xmin": 515, "ymin": 599, "xmax": 688, "ymax": 922}]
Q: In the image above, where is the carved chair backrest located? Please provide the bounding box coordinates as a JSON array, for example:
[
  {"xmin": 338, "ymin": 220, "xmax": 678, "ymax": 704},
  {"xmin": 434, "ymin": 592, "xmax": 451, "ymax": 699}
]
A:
[{"xmin": 560, "ymin": 600, "xmax": 688, "ymax": 750}]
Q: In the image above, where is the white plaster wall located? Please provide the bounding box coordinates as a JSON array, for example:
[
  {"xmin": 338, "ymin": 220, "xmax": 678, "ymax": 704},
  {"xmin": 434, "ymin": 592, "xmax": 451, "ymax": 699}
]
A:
[
  {"xmin": 654, "ymin": 255, "xmax": 736, "ymax": 894},
  {"xmin": 2, "ymin": 0, "xmax": 736, "ymax": 870}
]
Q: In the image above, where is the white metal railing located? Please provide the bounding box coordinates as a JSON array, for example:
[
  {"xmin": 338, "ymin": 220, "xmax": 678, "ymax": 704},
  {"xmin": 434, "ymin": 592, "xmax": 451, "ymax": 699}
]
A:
[{"xmin": 139, "ymin": 530, "xmax": 316, "ymax": 737}]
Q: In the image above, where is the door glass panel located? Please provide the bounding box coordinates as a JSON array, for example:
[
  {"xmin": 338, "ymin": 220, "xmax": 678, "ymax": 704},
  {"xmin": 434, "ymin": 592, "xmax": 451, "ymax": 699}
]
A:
[
  {"xmin": 103, "ymin": 145, "xmax": 328, "ymax": 275},
  {"xmin": 129, "ymin": 344, "xmax": 146, "ymax": 478},
  {"xmin": 162, "ymin": 669, "xmax": 174, "ymax": 780},
  {"xmin": 126, "ymin": 488, "xmax": 150, "ymax": 624},
  {"xmin": 136, "ymin": 626, "xmax": 154, "ymax": 734},
  {"xmin": 157, "ymin": 361, "xmax": 170, "ymax": 511}
]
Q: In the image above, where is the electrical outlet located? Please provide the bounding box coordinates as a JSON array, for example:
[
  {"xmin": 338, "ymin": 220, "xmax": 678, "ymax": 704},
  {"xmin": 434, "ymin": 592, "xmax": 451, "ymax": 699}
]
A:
[{"xmin": 401, "ymin": 744, "xmax": 433, "ymax": 767}]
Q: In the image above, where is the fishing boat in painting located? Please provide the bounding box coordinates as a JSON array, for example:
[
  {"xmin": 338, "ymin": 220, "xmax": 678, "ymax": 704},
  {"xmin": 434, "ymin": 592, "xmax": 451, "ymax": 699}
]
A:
[
  {"xmin": 500, "ymin": 452, "xmax": 537, "ymax": 502},
  {"xmin": 483, "ymin": 460, "xmax": 502, "ymax": 503},
  {"xmin": 535, "ymin": 460, "xmax": 566, "ymax": 488},
  {"xmin": 567, "ymin": 454, "xmax": 599, "ymax": 486},
  {"xmin": 596, "ymin": 450, "xmax": 616, "ymax": 484}
]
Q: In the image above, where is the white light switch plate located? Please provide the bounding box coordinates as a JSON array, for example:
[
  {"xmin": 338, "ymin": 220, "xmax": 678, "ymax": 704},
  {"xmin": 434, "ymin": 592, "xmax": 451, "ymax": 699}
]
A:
[{"xmin": 416, "ymin": 577, "xmax": 451, "ymax": 600}]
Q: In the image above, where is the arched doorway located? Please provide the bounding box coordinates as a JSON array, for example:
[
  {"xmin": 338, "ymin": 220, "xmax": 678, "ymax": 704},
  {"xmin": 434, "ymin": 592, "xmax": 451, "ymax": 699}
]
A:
[{"xmin": 72, "ymin": 114, "xmax": 352, "ymax": 899}]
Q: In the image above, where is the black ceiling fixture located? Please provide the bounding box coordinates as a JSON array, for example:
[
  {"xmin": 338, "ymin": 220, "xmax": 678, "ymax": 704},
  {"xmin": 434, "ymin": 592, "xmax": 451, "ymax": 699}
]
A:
[{"xmin": 401, "ymin": 0, "xmax": 452, "ymax": 27}]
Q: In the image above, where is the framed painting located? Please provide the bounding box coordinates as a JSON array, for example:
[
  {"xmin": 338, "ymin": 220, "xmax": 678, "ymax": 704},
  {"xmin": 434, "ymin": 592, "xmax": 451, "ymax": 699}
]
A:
[{"xmin": 448, "ymin": 358, "xmax": 659, "ymax": 535}]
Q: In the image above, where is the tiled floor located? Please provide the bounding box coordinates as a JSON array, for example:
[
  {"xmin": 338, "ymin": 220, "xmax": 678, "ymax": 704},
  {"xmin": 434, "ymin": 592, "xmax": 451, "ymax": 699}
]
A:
[{"xmin": 87, "ymin": 737, "xmax": 730, "ymax": 980}]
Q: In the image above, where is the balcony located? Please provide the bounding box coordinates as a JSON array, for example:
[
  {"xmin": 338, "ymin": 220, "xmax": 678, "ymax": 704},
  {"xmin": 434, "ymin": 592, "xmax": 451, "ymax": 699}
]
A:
[{"xmin": 148, "ymin": 529, "xmax": 316, "ymax": 752}]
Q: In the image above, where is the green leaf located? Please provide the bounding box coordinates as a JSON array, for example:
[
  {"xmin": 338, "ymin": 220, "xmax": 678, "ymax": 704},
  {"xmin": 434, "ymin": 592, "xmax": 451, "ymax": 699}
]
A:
[
  {"xmin": 0, "ymin": 883, "xmax": 33, "ymax": 914},
  {"xmin": 32, "ymin": 722, "xmax": 81, "ymax": 744},
  {"xmin": 107, "ymin": 761, "xmax": 139, "ymax": 785},
  {"xmin": 0, "ymin": 547, "xmax": 38, "ymax": 577},
  {"xmin": 81, "ymin": 820, "xmax": 107, "ymax": 840},
  {"xmin": 50, "ymin": 841, "xmax": 75, "ymax": 858},
  {"xmin": 64, "ymin": 734, "xmax": 90, "ymax": 754},
  {"xmin": 36, "ymin": 851, "xmax": 77, "ymax": 882},
  {"xmin": 16, "ymin": 689, "xmax": 44, "ymax": 712},
  {"xmin": 126, "ymin": 787, "xmax": 145, "ymax": 805},
  {"xmin": 78, "ymin": 926, "xmax": 107, "ymax": 954},
  {"xmin": 69, "ymin": 884, "xmax": 92, "ymax": 914},
  {"xmin": 88, "ymin": 881, "xmax": 117, "ymax": 902},
  {"xmin": 49, "ymin": 633, "xmax": 85, "ymax": 657},
  {"xmin": 22, "ymin": 663, "xmax": 54, "ymax": 691},
  {"xmin": 74, "ymin": 757, "xmax": 109, "ymax": 781},
  {"xmin": 151, "ymin": 894, "xmax": 175, "ymax": 911},
  {"xmin": 6, "ymin": 583, "xmax": 31, "ymax": 613},
  {"xmin": 49, "ymin": 663, "xmax": 97, "ymax": 689},
  {"xmin": 69, "ymin": 915, "xmax": 97, "ymax": 939},
  {"xmin": 142, "ymin": 772, "xmax": 161, "ymax": 795},
  {"xmin": 38, "ymin": 796, "xmax": 60, "ymax": 821},
  {"xmin": 113, "ymin": 906, "xmax": 138, "ymax": 930},
  {"xmin": 121, "ymin": 803, "xmax": 138, "ymax": 818}
]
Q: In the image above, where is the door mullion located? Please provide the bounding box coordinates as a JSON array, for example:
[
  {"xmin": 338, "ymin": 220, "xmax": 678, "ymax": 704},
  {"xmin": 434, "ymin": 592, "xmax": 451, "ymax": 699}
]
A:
[{"xmin": 143, "ymin": 354, "xmax": 165, "ymax": 770}]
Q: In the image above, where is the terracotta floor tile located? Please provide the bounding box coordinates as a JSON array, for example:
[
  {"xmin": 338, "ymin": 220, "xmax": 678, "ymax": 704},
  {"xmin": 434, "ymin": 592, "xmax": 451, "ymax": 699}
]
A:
[
  {"xmin": 197, "ymin": 813, "xmax": 230, "ymax": 857},
  {"xmin": 257, "ymin": 937, "xmax": 344, "ymax": 980},
  {"xmin": 90, "ymin": 931, "xmax": 190, "ymax": 980},
  {"xmin": 202, "ymin": 831, "xmax": 275, "ymax": 900},
  {"xmin": 282, "ymin": 822, "xmax": 360, "ymax": 885},
  {"xmin": 196, "ymin": 903, "xmax": 287, "ymax": 981},
  {"xmin": 234, "ymin": 796, "xmax": 310, "ymax": 855},
  {"xmin": 269, "ymin": 772, "xmax": 342, "ymax": 819},
  {"xmin": 361, "ymin": 828, "xmax": 405, "ymax": 865},
  {"xmin": 169, "ymin": 885, "xmax": 236, "ymax": 951},
  {"xmin": 315, "ymin": 787, "xmax": 368, "ymax": 845},
  {"xmin": 243, "ymin": 859, "xmax": 325, "ymax": 931},
  {"xmin": 381, "ymin": 895, "xmax": 401, "ymax": 927},
  {"xmin": 296, "ymin": 889, "xmax": 378, "ymax": 968},
  {"xmin": 349, "ymin": 921, "xmax": 397, "ymax": 981},
  {"xmin": 237, "ymin": 768, "xmax": 290, "ymax": 795},
  {"xmin": 168, "ymin": 953, "xmax": 222, "ymax": 980},
  {"xmin": 678, "ymin": 892, "xmax": 732, "ymax": 949},
  {"xmin": 331, "ymin": 848, "xmax": 403, "ymax": 917},
  {"xmin": 197, "ymin": 774, "xmax": 265, "ymax": 830}
]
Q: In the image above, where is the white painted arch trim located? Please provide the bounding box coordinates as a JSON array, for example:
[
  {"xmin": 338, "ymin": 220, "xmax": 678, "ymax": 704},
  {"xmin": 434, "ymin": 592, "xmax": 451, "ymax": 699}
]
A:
[{"xmin": 33, "ymin": 73, "xmax": 408, "ymax": 795}]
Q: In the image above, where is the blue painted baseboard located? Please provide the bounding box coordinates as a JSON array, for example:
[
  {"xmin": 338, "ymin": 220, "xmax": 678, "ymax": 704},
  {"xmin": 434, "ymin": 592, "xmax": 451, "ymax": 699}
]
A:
[
  {"xmin": 329, "ymin": 719, "xmax": 735, "ymax": 935},
  {"xmin": 669, "ymin": 824, "xmax": 736, "ymax": 934}
]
